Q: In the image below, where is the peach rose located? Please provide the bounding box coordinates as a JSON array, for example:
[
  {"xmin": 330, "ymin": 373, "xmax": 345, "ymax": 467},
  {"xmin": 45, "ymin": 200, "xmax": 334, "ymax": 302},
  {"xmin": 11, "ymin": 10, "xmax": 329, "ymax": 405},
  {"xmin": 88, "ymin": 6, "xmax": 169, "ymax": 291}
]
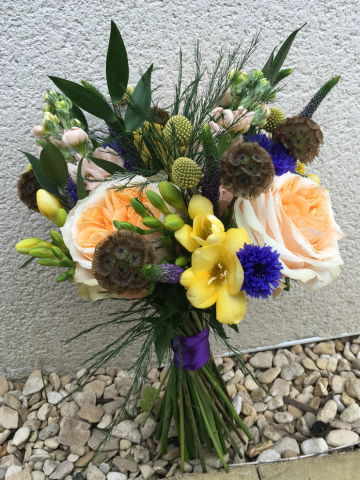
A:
[
  {"xmin": 234, "ymin": 173, "xmax": 345, "ymax": 291},
  {"xmin": 61, "ymin": 176, "xmax": 179, "ymax": 299}
]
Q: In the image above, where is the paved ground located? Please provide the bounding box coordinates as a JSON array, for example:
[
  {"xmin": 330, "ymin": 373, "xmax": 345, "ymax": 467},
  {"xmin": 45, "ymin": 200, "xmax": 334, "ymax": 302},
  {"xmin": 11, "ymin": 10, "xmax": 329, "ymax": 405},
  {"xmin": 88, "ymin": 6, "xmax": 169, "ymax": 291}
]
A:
[{"xmin": 180, "ymin": 449, "xmax": 360, "ymax": 480}]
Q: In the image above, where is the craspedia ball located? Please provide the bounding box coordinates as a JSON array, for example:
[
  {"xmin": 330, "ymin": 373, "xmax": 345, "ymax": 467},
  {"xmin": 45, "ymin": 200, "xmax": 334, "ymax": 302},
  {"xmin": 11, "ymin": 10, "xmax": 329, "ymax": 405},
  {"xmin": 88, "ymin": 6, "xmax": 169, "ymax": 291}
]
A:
[
  {"xmin": 171, "ymin": 157, "xmax": 202, "ymax": 189},
  {"xmin": 92, "ymin": 230, "xmax": 156, "ymax": 296},
  {"xmin": 163, "ymin": 115, "xmax": 193, "ymax": 146},
  {"xmin": 263, "ymin": 107, "xmax": 285, "ymax": 133},
  {"xmin": 118, "ymin": 86, "xmax": 134, "ymax": 106},
  {"xmin": 25, "ymin": 164, "xmax": 33, "ymax": 172}
]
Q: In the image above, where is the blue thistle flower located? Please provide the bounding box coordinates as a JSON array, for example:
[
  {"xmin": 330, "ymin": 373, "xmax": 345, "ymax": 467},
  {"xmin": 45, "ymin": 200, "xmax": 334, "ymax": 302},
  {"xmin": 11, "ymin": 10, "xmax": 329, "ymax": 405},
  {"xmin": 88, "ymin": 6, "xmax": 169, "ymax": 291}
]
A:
[
  {"xmin": 245, "ymin": 133, "xmax": 296, "ymax": 176},
  {"xmin": 65, "ymin": 175, "xmax": 78, "ymax": 209},
  {"xmin": 106, "ymin": 125, "xmax": 137, "ymax": 171},
  {"xmin": 236, "ymin": 243, "xmax": 283, "ymax": 299},
  {"xmin": 141, "ymin": 264, "xmax": 184, "ymax": 284}
]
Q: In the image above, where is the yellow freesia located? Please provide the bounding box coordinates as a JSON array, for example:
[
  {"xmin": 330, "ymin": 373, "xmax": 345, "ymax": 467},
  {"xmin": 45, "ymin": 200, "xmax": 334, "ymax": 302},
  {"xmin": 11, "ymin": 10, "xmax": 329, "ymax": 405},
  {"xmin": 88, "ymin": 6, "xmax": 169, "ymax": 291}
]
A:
[
  {"xmin": 175, "ymin": 195, "xmax": 226, "ymax": 252},
  {"xmin": 180, "ymin": 227, "xmax": 250, "ymax": 325},
  {"xmin": 37, "ymin": 189, "xmax": 63, "ymax": 224},
  {"xmin": 307, "ymin": 174, "xmax": 320, "ymax": 185},
  {"xmin": 295, "ymin": 160, "xmax": 305, "ymax": 175}
]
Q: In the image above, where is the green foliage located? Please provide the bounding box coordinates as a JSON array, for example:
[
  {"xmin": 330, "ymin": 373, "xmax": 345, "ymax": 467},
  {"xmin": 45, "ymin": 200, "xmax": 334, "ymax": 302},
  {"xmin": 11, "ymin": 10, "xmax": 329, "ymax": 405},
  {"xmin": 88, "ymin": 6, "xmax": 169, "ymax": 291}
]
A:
[
  {"xmin": 106, "ymin": 21, "xmax": 129, "ymax": 104},
  {"xmin": 21, "ymin": 151, "xmax": 61, "ymax": 197},
  {"xmin": 40, "ymin": 140, "xmax": 68, "ymax": 190},
  {"xmin": 80, "ymin": 80, "xmax": 107, "ymax": 103},
  {"xmin": 140, "ymin": 386, "xmax": 158, "ymax": 411},
  {"xmin": 125, "ymin": 65, "xmax": 153, "ymax": 132},
  {"xmin": 87, "ymin": 155, "xmax": 125, "ymax": 174},
  {"xmin": 300, "ymin": 75, "xmax": 340, "ymax": 118},
  {"xmin": 273, "ymin": 68, "xmax": 294, "ymax": 86},
  {"xmin": 69, "ymin": 102, "xmax": 89, "ymax": 131},
  {"xmin": 76, "ymin": 159, "xmax": 87, "ymax": 200}
]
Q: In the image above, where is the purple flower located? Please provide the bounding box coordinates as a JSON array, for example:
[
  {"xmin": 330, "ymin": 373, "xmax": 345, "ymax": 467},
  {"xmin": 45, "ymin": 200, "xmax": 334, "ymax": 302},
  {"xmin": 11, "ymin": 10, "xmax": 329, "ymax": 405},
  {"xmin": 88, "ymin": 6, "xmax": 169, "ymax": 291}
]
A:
[
  {"xmin": 142, "ymin": 264, "xmax": 184, "ymax": 284},
  {"xmin": 245, "ymin": 133, "xmax": 296, "ymax": 176},
  {"xmin": 201, "ymin": 164, "xmax": 220, "ymax": 215},
  {"xmin": 106, "ymin": 125, "xmax": 137, "ymax": 171},
  {"xmin": 65, "ymin": 175, "xmax": 78, "ymax": 209},
  {"xmin": 236, "ymin": 243, "xmax": 283, "ymax": 299}
]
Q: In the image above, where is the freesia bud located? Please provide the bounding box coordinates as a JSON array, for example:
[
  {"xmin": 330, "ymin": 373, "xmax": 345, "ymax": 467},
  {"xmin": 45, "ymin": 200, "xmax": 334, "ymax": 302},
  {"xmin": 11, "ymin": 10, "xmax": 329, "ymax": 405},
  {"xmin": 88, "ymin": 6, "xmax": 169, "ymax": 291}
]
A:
[
  {"xmin": 56, "ymin": 209, "xmax": 68, "ymax": 228},
  {"xmin": 29, "ymin": 247, "xmax": 56, "ymax": 258},
  {"xmin": 145, "ymin": 190, "xmax": 171, "ymax": 215},
  {"xmin": 175, "ymin": 256, "xmax": 187, "ymax": 267},
  {"xmin": 51, "ymin": 246, "xmax": 66, "ymax": 260},
  {"xmin": 62, "ymin": 127, "xmax": 89, "ymax": 150},
  {"xmin": 113, "ymin": 220, "xmax": 137, "ymax": 231},
  {"xmin": 164, "ymin": 214, "xmax": 185, "ymax": 231},
  {"xmin": 37, "ymin": 189, "xmax": 63, "ymax": 224},
  {"xmin": 38, "ymin": 258, "xmax": 60, "ymax": 266},
  {"xmin": 32, "ymin": 125, "xmax": 45, "ymax": 137},
  {"xmin": 50, "ymin": 231, "xmax": 66, "ymax": 250},
  {"xmin": 142, "ymin": 217, "xmax": 166, "ymax": 231},
  {"xmin": 15, "ymin": 238, "xmax": 53, "ymax": 254},
  {"xmin": 130, "ymin": 198, "xmax": 149, "ymax": 218},
  {"xmin": 161, "ymin": 237, "xmax": 176, "ymax": 254},
  {"xmin": 55, "ymin": 100, "xmax": 68, "ymax": 110},
  {"xmin": 159, "ymin": 181, "xmax": 187, "ymax": 214}
]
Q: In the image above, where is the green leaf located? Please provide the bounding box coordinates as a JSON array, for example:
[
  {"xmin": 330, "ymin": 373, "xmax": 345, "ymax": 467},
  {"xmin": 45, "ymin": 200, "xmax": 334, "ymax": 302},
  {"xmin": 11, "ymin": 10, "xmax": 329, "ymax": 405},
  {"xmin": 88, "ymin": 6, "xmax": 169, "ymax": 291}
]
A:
[
  {"xmin": 21, "ymin": 151, "xmax": 61, "ymax": 197},
  {"xmin": 125, "ymin": 64, "xmax": 153, "ymax": 132},
  {"xmin": 261, "ymin": 46, "xmax": 276, "ymax": 79},
  {"xmin": 207, "ymin": 308, "xmax": 227, "ymax": 339},
  {"xmin": 40, "ymin": 140, "xmax": 69, "ymax": 190},
  {"xmin": 87, "ymin": 155, "xmax": 125, "ymax": 174},
  {"xmin": 154, "ymin": 326, "xmax": 170, "ymax": 366},
  {"xmin": 49, "ymin": 76, "xmax": 117, "ymax": 123},
  {"xmin": 229, "ymin": 324, "xmax": 239, "ymax": 334},
  {"xmin": 269, "ymin": 24, "xmax": 306, "ymax": 86},
  {"xmin": 19, "ymin": 256, "xmax": 36, "ymax": 269},
  {"xmin": 69, "ymin": 103, "xmax": 89, "ymax": 131},
  {"xmin": 106, "ymin": 20, "xmax": 129, "ymax": 104},
  {"xmin": 76, "ymin": 158, "xmax": 87, "ymax": 200}
]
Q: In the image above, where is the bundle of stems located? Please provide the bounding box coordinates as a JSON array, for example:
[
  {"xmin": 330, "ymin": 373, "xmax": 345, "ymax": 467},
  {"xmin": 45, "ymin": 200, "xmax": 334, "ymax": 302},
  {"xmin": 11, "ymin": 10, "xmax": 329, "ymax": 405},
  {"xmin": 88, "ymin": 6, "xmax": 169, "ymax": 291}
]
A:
[{"xmin": 141, "ymin": 313, "xmax": 253, "ymax": 473}]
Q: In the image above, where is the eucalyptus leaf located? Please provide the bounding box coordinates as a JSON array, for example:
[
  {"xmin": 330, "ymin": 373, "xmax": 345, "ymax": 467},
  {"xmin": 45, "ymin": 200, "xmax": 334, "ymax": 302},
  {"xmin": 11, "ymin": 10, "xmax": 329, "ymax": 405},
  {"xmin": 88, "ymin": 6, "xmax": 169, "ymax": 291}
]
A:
[
  {"xmin": 40, "ymin": 140, "xmax": 69, "ymax": 190},
  {"xmin": 87, "ymin": 155, "xmax": 125, "ymax": 174},
  {"xmin": 106, "ymin": 20, "xmax": 129, "ymax": 104},
  {"xmin": 69, "ymin": 103, "xmax": 89, "ymax": 131},
  {"xmin": 269, "ymin": 24, "xmax": 306, "ymax": 85},
  {"xmin": 125, "ymin": 64, "xmax": 153, "ymax": 132},
  {"xmin": 49, "ymin": 76, "xmax": 117, "ymax": 123},
  {"xmin": 21, "ymin": 151, "xmax": 61, "ymax": 197},
  {"xmin": 76, "ymin": 158, "xmax": 87, "ymax": 200}
]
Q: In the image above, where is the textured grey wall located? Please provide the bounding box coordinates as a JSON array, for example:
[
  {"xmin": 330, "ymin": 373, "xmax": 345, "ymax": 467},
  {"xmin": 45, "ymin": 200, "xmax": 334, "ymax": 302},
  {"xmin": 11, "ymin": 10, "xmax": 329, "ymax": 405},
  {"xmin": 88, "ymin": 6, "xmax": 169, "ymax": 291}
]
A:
[{"xmin": 1, "ymin": 0, "xmax": 359, "ymax": 380}]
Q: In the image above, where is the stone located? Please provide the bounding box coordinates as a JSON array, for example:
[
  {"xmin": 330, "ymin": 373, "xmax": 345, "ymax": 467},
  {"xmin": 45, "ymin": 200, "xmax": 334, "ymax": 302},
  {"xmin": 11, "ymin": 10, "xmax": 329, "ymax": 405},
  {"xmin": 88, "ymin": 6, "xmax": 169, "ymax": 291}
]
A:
[
  {"xmin": 338, "ymin": 358, "xmax": 351, "ymax": 372},
  {"xmin": 236, "ymin": 390, "xmax": 253, "ymax": 406},
  {"xmin": 296, "ymin": 392, "xmax": 313, "ymax": 405},
  {"xmin": 112, "ymin": 421, "xmax": 141, "ymax": 444},
  {"xmin": 139, "ymin": 465, "xmax": 155, "ymax": 480},
  {"xmin": 5, "ymin": 466, "xmax": 22, "ymax": 479},
  {"xmin": 112, "ymin": 457, "xmax": 138, "ymax": 473},
  {"xmin": 296, "ymin": 417, "xmax": 311, "ymax": 436},
  {"xmin": 140, "ymin": 418, "xmax": 157, "ymax": 440},
  {"xmin": 282, "ymin": 450, "xmax": 298, "ymax": 459},
  {"xmin": 344, "ymin": 342, "xmax": 356, "ymax": 361},
  {"xmin": 58, "ymin": 418, "xmax": 91, "ymax": 447},
  {"xmin": 232, "ymin": 396, "xmax": 242, "ymax": 415},
  {"xmin": 242, "ymin": 403, "xmax": 257, "ymax": 417},
  {"xmin": 74, "ymin": 452, "xmax": 95, "ymax": 467},
  {"xmin": 316, "ymin": 358, "xmax": 329, "ymax": 370},
  {"xmin": 31, "ymin": 473, "xmax": 45, "ymax": 480},
  {"xmin": 0, "ymin": 455, "xmax": 22, "ymax": 468},
  {"xmin": 304, "ymin": 348, "xmax": 319, "ymax": 362},
  {"xmin": 47, "ymin": 393, "xmax": 62, "ymax": 405},
  {"xmin": 246, "ymin": 440, "xmax": 273, "ymax": 458},
  {"xmin": 227, "ymin": 370, "xmax": 245, "ymax": 385},
  {"xmin": 274, "ymin": 412, "xmax": 293, "ymax": 424},
  {"xmin": 102, "ymin": 400, "xmax": 124, "ymax": 416},
  {"xmin": 342, "ymin": 391, "xmax": 355, "ymax": 406},
  {"xmin": 44, "ymin": 437, "xmax": 59, "ymax": 449},
  {"xmin": 0, "ymin": 407, "xmax": 18, "ymax": 430},
  {"xmin": 87, "ymin": 464, "xmax": 105, "ymax": 480},
  {"xmin": 273, "ymin": 354, "xmax": 289, "ymax": 368},
  {"xmin": 326, "ymin": 430, "xmax": 359, "ymax": 447},
  {"xmin": 49, "ymin": 374, "xmax": 61, "ymax": 392},
  {"xmin": 4, "ymin": 471, "xmax": 30, "ymax": 480},
  {"xmin": 23, "ymin": 375, "xmax": 46, "ymax": 397},
  {"xmin": 301, "ymin": 438, "xmax": 328, "ymax": 454},
  {"xmin": 222, "ymin": 371, "xmax": 234, "ymax": 383},
  {"xmin": 345, "ymin": 378, "xmax": 360, "ymax": 400},
  {"xmin": 317, "ymin": 400, "xmax": 337, "ymax": 423},
  {"xmin": 302, "ymin": 358, "xmax": 319, "ymax": 371},
  {"xmin": 340, "ymin": 403, "xmax": 360, "ymax": 423},
  {"xmin": 332, "ymin": 375, "xmax": 347, "ymax": 394},
  {"xmin": 97, "ymin": 414, "xmax": 112, "ymax": 429},
  {"xmin": 287, "ymin": 405, "xmax": 303, "ymax": 421},
  {"xmin": 49, "ymin": 461, "xmax": 74, "ymax": 480},
  {"xmin": 314, "ymin": 378, "xmax": 329, "ymax": 397},
  {"xmin": 87, "ymin": 429, "xmax": 120, "ymax": 452},
  {"xmin": 257, "ymin": 449, "xmax": 281, "ymax": 462},
  {"xmin": 272, "ymin": 437, "xmax": 300, "ymax": 455},
  {"xmin": 0, "ymin": 377, "xmax": 9, "ymax": 398},
  {"xmin": 114, "ymin": 378, "xmax": 133, "ymax": 397},
  {"xmin": 257, "ymin": 368, "xmax": 281, "ymax": 384},
  {"xmin": 303, "ymin": 371, "xmax": 321, "ymax": 387},
  {"xmin": 38, "ymin": 423, "xmax": 60, "ymax": 441},
  {"xmin": 263, "ymin": 425, "xmax": 284, "ymax": 442},
  {"xmin": 133, "ymin": 445, "xmax": 150, "ymax": 464},
  {"xmin": 227, "ymin": 384, "xmax": 237, "ymax": 398},
  {"xmin": 12, "ymin": 427, "xmax": 30, "ymax": 446},
  {"xmin": 253, "ymin": 402, "xmax": 267, "ymax": 413},
  {"xmin": 73, "ymin": 391, "xmax": 96, "ymax": 408},
  {"xmin": 0, "ymin": 430, "xmax": 11, "ymax": 445},
  {"xmin": 103, "ymin": 385, "xmax": 118, "ymax": 400},
  {"xmin": 107, "ymin": 474, "xmax": 127, "ymax": 480},
  {"xmin": 313, "ymin": 342, "xmax": 335, "ymax": 356},
  {"xmin": 37, "ymin": 404, "xmax": 52, "ymax": 422},
  {"xmin": 244, "ymin": 376, "xmax": 258, "ymax": 391},
  {"xmin": 3, "ymin": 394, "xmax": 22, "ymax": 411},
  {"xmin": 77, "ymin": 405, "xmax": 104, "ymax": 423},
  {"xmin": 267, "ymin": 396, "xmax": 284, "ymax": 411},
  {"xmin": 249, "ymin": 352, "xmax": 273, "ymax": 370},
  {"xmin": 330, "ymin": 420, "xmax": 351, "ymax": 430},
  {"xmin": 29, "ymin": 449, "xmax": 51, "ymax": 462},
  {"xmin": 280, "ymin": 363, "xmax": 304, "ymax": 381},
  {"xmin": 251, "ymin": 388, "xmax": 266, "ymax": 403},
  {"xmin": 162, "ymin": 447, "xmax": 180, "ymax": 461},
  {"xmin": 60, "ymin": 402, "xmax": 79, "ymax": 419}
]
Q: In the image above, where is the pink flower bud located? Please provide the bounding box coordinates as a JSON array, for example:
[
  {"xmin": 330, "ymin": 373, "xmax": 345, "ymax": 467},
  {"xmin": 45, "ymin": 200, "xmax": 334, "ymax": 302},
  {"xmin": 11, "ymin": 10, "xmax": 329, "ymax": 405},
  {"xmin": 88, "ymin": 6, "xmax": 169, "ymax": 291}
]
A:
[
  {"xmin": 62, "ymin": 127, "xmax": 89, "ymax": 148},
  {"xmin": 32, "ymin": 125, "xmax": 45, "ymax": 137}
]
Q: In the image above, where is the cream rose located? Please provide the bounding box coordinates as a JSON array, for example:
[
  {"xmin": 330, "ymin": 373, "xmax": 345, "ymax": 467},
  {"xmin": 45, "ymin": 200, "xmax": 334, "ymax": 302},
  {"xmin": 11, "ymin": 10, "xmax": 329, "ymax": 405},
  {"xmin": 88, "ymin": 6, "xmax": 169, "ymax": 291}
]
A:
[{"xmin": 234, "ymin": 173, "xmax": 345, "ymax": 291}]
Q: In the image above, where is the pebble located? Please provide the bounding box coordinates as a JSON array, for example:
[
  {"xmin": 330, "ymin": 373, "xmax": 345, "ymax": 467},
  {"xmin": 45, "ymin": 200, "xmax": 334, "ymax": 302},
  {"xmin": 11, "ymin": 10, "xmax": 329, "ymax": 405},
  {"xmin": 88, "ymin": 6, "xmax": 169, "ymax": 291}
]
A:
[
  {"xmin": 257, "ymin": 368, "xmax": 281, "ymax": 384},
  {"xmin": 47, "ymin": 392, "xmax": 63, "ymax": 405},
  {"xmin": 87, "ymin": 464, "xmax": 105, "ymax": 480},
  {"xmin": 313, "ymin": 342, "xmax": 335, "ymax": 356},
  {"xmin": 273, "ymin": 437, "xmax": 300, "ymax": 455},
  {"xmin": 249, "ymin": 352, "xmax": 273, "ymax": 370},
  {"xmin": 274, "ymin": 412, "xmax": 293, "ymax": 424},
  {"xmin": 107, "ymin": 474, "xmax": 127, "ymax": 480},
  {"xmin": 280, "ymin": 363, "xmax": 305, "ymax": 381},
  {"xmin": 345, "ymin": 378, "xmax": 360, "ymax": 400},
  {"xmin": 257, "ymin": 449, "xmax": 281, "ymax": 462},
  {"xmin": 317, "ymin": 400, "xmax": 337, "ymax": 424},
  {"xmin": 12, "ymin": 427, "xmax": 30, "ymax": 446},
  {"xmin": 339, "ymin": 403, "xmax": 360, "ymax": 423},
  {"xmin": 0, "ymin": 406, "xmax": 19, "ymax": 429},
  {"xmin": 326, "ymin": 430, "xmax": 359, "ymax": 447},
  {"xmin": 301, "ymin": 438, "xmax": 328, "ymax": 455}
]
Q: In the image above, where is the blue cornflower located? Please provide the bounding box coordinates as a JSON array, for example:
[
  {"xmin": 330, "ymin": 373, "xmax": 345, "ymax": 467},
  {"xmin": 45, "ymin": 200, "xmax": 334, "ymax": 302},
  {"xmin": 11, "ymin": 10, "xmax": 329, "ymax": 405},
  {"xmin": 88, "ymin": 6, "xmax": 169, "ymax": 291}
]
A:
[
  {"xmin": 106, "ymin": 125, "xmax": 137, "ymax": 171},
  {"xmin": 65, "ymin": 175, "xmax": 78, "ymax": 209},
  {"xmin": 142, "ymin": 264, "xmax": 184, "ymax": 284},
  {"xmin": 236, "ymin": 243, "xmax": 283, "ymax": 299},
  {"xmin": 245, "ymin": 133, "xmax": 296, "ymax": 176}
]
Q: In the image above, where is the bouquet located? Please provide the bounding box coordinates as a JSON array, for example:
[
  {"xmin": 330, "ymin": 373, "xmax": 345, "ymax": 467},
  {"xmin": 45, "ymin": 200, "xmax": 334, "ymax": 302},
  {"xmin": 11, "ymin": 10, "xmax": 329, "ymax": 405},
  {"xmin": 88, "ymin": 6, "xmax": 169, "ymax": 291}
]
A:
[{"xmin": 15, "ymin": 21, "xmax": 345, "ymax": 472}]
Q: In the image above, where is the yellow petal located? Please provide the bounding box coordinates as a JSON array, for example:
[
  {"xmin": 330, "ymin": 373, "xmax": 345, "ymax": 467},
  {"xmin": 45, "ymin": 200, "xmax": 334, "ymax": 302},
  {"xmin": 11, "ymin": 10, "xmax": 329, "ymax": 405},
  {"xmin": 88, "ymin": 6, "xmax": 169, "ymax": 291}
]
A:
[
  {"xmin": 174, "ymin": 224, "xmax": 200, "ymax": 252},
  {"xmin": 216, "ymin": 283, "xmax": 247, "ymax": 325},
  {"xmin": 192, "ymin": 214, "xmax": 207, "ymax": 240},
  {"xmin": 203, "ymin": 232, "xmax": 227, "ymax": 246},
  {"xmin": 187, "ymin": 272, "xmax": 218, "ymax": 308},
  {"xmin": 180, "ymin": 268, "xmax": 196, "ymax": 289},
  {"xmin": 192, "ymin": 244, "xmax": 227, "ymax": 276},
  {"xmin": 188, "ymin": 195, "xmax": 214, "ymax": 219},
  {"xmin": 206, "ymin": 214, "xmax": 224, "ymax": 233},
  {"xmin": 222, "ymin": 252, "xmax": 244, "ymax": 296},
  {"xmin": 307, "ymin": 174, "xmax": 320, "ymax": 185},
  {"xmin": 222, "ymin": 228, "xmax": 250, "ymax": 254}
]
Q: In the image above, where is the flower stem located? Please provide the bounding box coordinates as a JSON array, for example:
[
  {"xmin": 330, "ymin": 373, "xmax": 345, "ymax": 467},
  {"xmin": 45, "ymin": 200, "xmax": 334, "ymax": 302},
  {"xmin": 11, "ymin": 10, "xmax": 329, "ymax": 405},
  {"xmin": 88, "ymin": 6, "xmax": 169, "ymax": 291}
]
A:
[
  {"xmin": 179, "ymin": 379, "xmax": 185, "ymax": 472},
  {"xmin": 141, "ymin": 367, "xmax": 170, "ymax": 428},
  {"xmin": 160, "ymin": 383, "xmax": 173, "ymax": 454},
  {"xmin": 186, "ymin": 370, "xmax": 212, "ymax": 451},
  {"xmin": 190, "ymin": 311, "xmax": 203, "ymax": 332}
]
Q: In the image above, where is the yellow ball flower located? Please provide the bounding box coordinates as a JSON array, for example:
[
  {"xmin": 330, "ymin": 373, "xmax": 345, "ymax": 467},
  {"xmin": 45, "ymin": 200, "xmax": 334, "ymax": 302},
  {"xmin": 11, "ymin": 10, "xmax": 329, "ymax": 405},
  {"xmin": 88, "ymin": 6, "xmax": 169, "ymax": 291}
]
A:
[{"xmin": 37, "ymin": 189, "xmax": 63, "ymax": 224}]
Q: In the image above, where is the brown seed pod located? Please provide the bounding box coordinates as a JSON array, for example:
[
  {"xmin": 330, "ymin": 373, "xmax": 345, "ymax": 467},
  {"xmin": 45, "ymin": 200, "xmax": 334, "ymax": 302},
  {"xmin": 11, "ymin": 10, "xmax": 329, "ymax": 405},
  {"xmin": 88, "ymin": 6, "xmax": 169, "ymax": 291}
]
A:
[
  {"xmin": 220, "ymin": 142, "xmax": 275, "ymax": 199},
  {"xmin": 273, "ymin": 115, "xmax": 324, "ymax": 164},
  {"xmin": 92, "ymin": 230, "xmax": 156, "ymax": 296},
  {"xmin": 17, "ymin": 169, "xmax": 41, "ymax": 212},
  {"xmin": 149, "ymin": 107, "xmax": 170, "ymax": 127}
]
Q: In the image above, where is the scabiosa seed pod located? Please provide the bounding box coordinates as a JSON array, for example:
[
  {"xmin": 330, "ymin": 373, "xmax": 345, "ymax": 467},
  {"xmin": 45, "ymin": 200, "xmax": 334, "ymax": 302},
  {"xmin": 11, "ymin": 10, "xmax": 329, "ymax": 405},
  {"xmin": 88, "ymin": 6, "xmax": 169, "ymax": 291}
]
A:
[
  {"xmin": 92, "ymin": 230, "xmax": 156, "ymax": 296},
  {"xmin": 141, "ymin": 264, "xmax": 184, "ymax": 284},
  {"xmin": 171, "ymin": 157, "xmax": 202, "ymax": 189},
  {"xmin": 263, "ymin": 107, "xmax": 285, "ymax": 133},
  {"xmin": 17, "ymin": 169, "xmax": 41, "ymax": 212},
  {"xmin": 274, "ymin": 115, "xmax": 324, "ymax": 164},
  {"xmin": 220, "ymin": 143, "xmax": 275, "ymax": 200},
  {"xmin": 163, "ymin": 115, "xmax": 193, "ymax": 146}
]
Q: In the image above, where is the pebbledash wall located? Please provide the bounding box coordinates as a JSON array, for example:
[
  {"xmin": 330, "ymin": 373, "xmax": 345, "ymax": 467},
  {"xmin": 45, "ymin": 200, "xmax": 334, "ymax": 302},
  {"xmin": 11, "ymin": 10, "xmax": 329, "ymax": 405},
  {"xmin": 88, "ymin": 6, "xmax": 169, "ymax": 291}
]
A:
[{"xmin": 1, "ymin": 0, "xmax": 359, "ymax": 380}]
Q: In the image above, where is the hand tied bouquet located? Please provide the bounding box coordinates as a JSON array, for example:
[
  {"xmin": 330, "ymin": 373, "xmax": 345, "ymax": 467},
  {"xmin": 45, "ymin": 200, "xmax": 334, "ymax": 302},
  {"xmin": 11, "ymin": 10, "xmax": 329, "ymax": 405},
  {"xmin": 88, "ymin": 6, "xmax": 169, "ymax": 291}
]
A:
[{"xmin": 15, "ymin": 21, "xmax": 345, "ymax": 471}]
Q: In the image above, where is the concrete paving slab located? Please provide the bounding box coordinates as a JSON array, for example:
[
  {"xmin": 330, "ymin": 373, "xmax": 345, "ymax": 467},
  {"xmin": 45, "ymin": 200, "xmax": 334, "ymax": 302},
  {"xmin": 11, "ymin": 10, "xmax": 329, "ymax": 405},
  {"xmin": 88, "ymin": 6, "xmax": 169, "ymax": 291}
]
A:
[
  {"xmin": 257, "ymin": 450, "xmax": 360, "ymax": 480},
  {"xmin": 179, "ymin": 466, "xmax": 259, "ymax": 480}
]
